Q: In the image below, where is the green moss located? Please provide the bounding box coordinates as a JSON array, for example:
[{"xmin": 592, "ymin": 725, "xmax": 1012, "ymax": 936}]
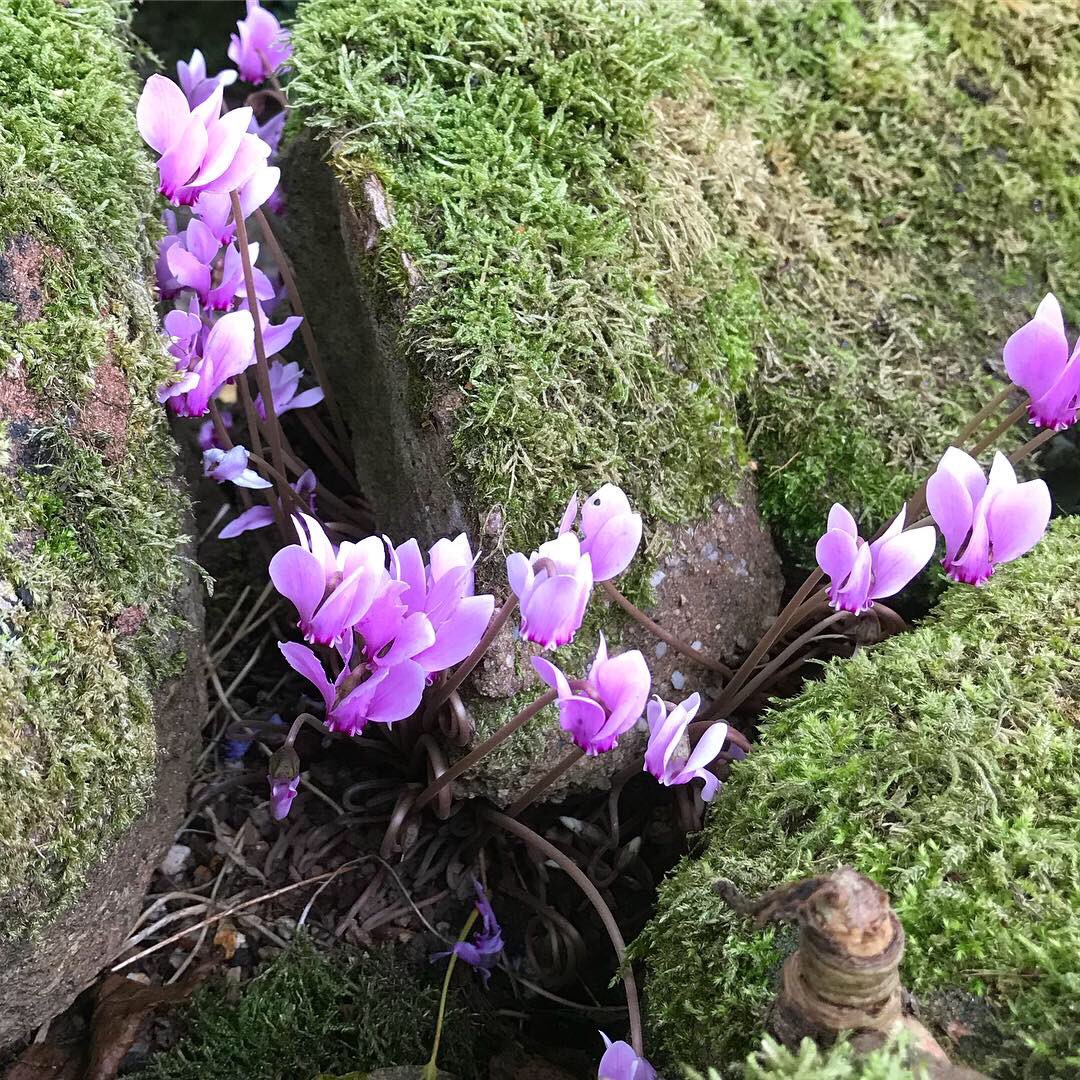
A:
[
  {"xmin": 700, "ymin": 0, "xmax": 1080, "ymax": 553},
  {"xmin": 730, "ymin": 1034, "xmax": 926, "ymax": 1080},
  {"xmin": 634, "ymin": 518, "xmax": 1080, "ymax": 1077},
  {"xmin": 291, "ymin": 0, "xmax": 758, "ymax": 551},
  {"xmin": 147, "ymin": 938, "xmax": 487, "ymax": 1080},
  {"xmin": 0, "ymin": 0, "xmax": 188, "ymax": 937}
]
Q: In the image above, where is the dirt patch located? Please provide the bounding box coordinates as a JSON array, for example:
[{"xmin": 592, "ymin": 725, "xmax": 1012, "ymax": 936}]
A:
[
  {"xmin": 0, "ymin": 235, "xmax": 59, "ymax": 323},
  {"xmin": 78, "ymin": 356, "xmax": 130, "ymax": 463}
]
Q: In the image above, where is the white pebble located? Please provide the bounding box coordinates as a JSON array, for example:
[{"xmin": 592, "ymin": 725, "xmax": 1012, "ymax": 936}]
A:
[
  {"xmin": 654, "ymin": 642, "xmax": 669, "ymax": 659},
  {"xmin": 159, "ymin": 843, "xmax": 192, "ymax": 876},
  {"xmin": 671, "ymin": 670, "xmax": 686, "ymax": 690}
]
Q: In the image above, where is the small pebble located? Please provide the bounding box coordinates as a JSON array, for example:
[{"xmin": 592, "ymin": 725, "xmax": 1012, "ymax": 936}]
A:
[
  {"xmin": 159, "ymin": 844, "xmax": 193, "ymax": 877},
  {"xmin": 691, "ymin": 640, "xmax": 703, "ymax": 651},
  {"xmin": 654, "ymin": 642, "xmax": 668, "ymax": 659},
  {"xmin": 649, "ymin": 570, "xmax": 666, "ymax": 587},
  {"xmin": 671, "ymin": 670, "xmax": 686, "ymax": 691}
]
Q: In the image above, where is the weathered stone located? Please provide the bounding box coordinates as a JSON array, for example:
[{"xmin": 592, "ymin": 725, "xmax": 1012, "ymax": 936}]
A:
[
  {"xmin": 0, "ymin": 0, "xmax": 204, "ymax": 1045},
  {"xmin": 634, "ymin": 518, "xmax": 1080, "ymax": 1077}
]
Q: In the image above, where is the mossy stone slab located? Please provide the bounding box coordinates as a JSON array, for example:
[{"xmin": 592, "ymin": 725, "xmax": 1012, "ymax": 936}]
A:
[
  {"xmin": 634, "ymin": 518, "xmax": 1080, "ymax": 1077},
  {"xmin": 0, "ymin": 0, "xmax": 204, "ymax": 1044}
]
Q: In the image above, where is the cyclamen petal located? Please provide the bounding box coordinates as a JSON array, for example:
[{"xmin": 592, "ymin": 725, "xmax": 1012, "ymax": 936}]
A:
[
  {"xmin": 867, "ymin": 526, "xmax": 937, "ymax": 600},
  {"xmin": 1003, "ymin": 293, "xmax": 1068, "ymax": 401},
  {"xmin": 269, "ymin": 547, "xmax": 326, "ymax": 628},
  {"xmin": 598, "ymin": 1034, "xmax": 656, "ymax": 1080}
]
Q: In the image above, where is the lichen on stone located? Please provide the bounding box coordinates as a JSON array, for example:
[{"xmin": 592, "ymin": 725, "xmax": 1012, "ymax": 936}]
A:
[
  {"xmin": 0, "ymin": 0, "xmax": 188, "ymax": 938},
  {"xmin": 634, "ymin": 517, "xmax": 1080, "ymax": 1077}
]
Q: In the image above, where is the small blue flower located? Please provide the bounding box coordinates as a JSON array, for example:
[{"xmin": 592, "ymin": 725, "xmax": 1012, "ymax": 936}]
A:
[{"xmin": 432, "ymin": 880, "xmax": 503, "ymax": 985}]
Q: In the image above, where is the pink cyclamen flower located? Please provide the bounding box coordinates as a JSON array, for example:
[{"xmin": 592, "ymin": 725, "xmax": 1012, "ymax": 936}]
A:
[
  {"xmin": 926, "ymin": 448, "xmax": 1051, "ymax": 586},
  {"xmin": 176, "ymin": 49, "xmax": 237, "ymax": 108},
  {"xmin": 561, "ymin": 484, "xmax": 643, "ymax": 581},
  {"xmin": 278, "ymin": 636, "xmax": 425, "ymax": 736},
  {"xmin": 815, "ymin": 504, "xmax": 936, "ymax": 615},
  {"xmin": 507, "ymin": 533, "xmax": 593, "ymax": 649},
  {"xmin": 194, "ymin": 164, "xmax": 281, "ymax": 243},
  {"xmin": 644, "ymin": 693, "xmax": 728, "ymax": 802},
  {"xmin": 255, "ymin": 360, "xmax": 324, "ymax": 419},
  {"xmin": 391, "ymin": 534, "xmax": 496, "ymax": 674},
  {"xmin": 136, "ymin": 75, "xmax": 269, "ymax": 205},
  {"xmin": 158, "ymin": 308, "xmax": 256, "ymax": 417},
  {"xmin": 202, "ymin": 445, "xmax": 271, "ymax": 489},
  {"xmin": 269, "ymin": 514, "xmax": 388, "ymax": 647},
  {"xmin": 167, "ymin": 221, "xmax": 275, "ymax": 311},
  {"xmin": 229, "ymin": 0, "xmax": 292, "ymax": 84},
  {"xmin": 597, "ymin": 1034, "xmax": 656, "ymax": 1080},
  {"xmin": 1003, "ymin": 293, "xmax": 1080, "ymax": 431},
  {"xmin": 533, "ymin": 636, "xmax": 650, "ymax": 755}
]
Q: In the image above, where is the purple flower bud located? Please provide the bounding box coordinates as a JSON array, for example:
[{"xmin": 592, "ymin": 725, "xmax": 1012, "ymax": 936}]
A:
[
  {"xmin": 267, "ymin": 745, "xmax": 300, "ymax": 821},
  {"xmin": 1003, "ymin": 293, "xmax": 1080, "ymax": 431},
  {"xmin": 176, "ymin": 49, "xmax": 237, "ymax": 108},
  {"xmin": 815, "ymin": 504, "xmax": 936, "ymax": 615},
  {"xmin": 507, "ymin": 533, "xmax": 593, "ymax": 649},
  {"xmin": 597, "ymin": 1034, "xmax": 655, "ymax": 1080},
  {"xmin": 533, "ymin": 636, "xmax": 651, "ymax": 755},
  {"xmin": 198, "ymin": 410, "xmax": 233, "ymax": 451},
  {"xmin": 644, "ymin": 694, "xmax": 727, "ymax": 801},
  {"xmin": 926, "ymin": 448, "xmax": 1051, "ymax": 586},
  {"xmin": 229, "ymin": 0, "xmax": 292, "ymax": 85}
]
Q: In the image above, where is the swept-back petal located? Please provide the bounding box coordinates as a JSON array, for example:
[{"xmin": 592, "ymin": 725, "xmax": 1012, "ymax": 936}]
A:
[
  {"xmin": 1003, "ymin": 293, "xmax": 1069, "ymax": 399},
  {"xmin": 815, "ymin": 528, "xmax": 857, "ymax": 586},
  {"xmin": 269, "ymin": 546, "xmax": 325, "ymax": 626},
  {"xmin": 926, "ymin": 465, "xmax": 975, "ymax": 562},
  {"xmin": 987, "ymin": 479, "xmax": 1051, "ymax": 564},
  {"xmin": 414, "ymin": 594, "xmax": 494, "ymax": 672},
  {"xmin": 278, "ymin": 641, "xmax": 334, "ymax": 713},
  {"xmin": 137, "ymin": 74, "xmax": 190, "ymax": 153},
  {"xmin": 586, "ymin": 512, "xmax": 643, "ymax": 581},
  {"xmin": 869, "ymin": 525, "xmax": 936, "ymax": 600},
  {"xmin": 532, "ymin": 656, "xmax": 571, "ymax": 699},
  {"xmin": 826, "ymin": 503, "xmax": 858, "ymax": 537}
]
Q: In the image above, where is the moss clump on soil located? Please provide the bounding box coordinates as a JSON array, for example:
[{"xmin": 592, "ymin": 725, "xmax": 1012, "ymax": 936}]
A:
[
  {"xmin": 290, "ymin": 0, "xmax": 758, "ymax": 553},
  {"xmin": 634, "ymin": 517, "xmax": 1080, "ymax": 1077},
  {"xmin": 0, "ymin": 0, "xmax": 188, "ymax": 937},
  {"xmin": 147, "ymin": 938, "xmax": 487, "ymax": 1080},
  {"xmin": 703, "ymin": 0, "xmax": 1080, "ymax": 554},
  {"xmin": 725, "ymin": 1034, "xmax": 924, "ymax": 1080}
]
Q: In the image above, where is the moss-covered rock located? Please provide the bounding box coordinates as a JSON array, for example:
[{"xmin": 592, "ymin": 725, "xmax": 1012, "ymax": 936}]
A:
[
  {"xmin": 634, "ymin": 518, "xmax": 1080, "ymax": 1077},
  {"xmin": 0, "ymin": 0, "xmax": 203, "ymax": 1044}
]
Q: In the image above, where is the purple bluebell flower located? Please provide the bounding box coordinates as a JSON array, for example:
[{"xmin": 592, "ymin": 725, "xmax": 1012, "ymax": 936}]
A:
[
  {"xmin": 390, "ymin": 534, "xmax": 495, "ymax": 674},
  {"xmin": 278, "ymin": 635, "xmax": 426, "ymax": 735},
  {"xmin": 533, "ymin": 636, "xmax": 650, "ymax": 755},
  {"xmin": 1003, "ymin": 293, "xmax": 1080, "ymax": 431},
  {"xmin": 219, "ymin": 469, "xmax": 315, "ymax": 539},
  {"xmin": 597, "ymin": 1034, "xmax": 655, "ymax": 1080},
  {"xmin": 432, "ymin": 880, "xmax": 504, "ymax": 985},
  {"xmin": 267, "ymin": 745, "xmax": 300, "ymax": 821},
  {"xmin": 202, "ymin": 445, "xmax": 272, "ymax": 489},
  {"xmin": 507, "ymin": 532, "xmax": 593, "ymax": 649},
  {"xmin": 926, "ymin": 448, "xmax": 1051, "ymax": 586},
  {"xmin": 176, "ymin": 49, "xmax": 237, "ymax": 108},
  {"xmin": 136, "ymin": 75, "xmax": 270, "ymax": 206},
  {"xmin": 815, "ymin": 505, "xmax": 936, "ymax": 615},
  {"xmin": 644, "ymin": 694, "xmax": 727, "ymax": 801},
  {"xmin": 562, "ymin": 484, "xmax": 643, "ymax": 581},
  {"xmin": 255, "ymin": 360, "xmax": 323, "ymax": 419},
  {"xmin": 269, "ymin": 514, "xmax": 389, "ymax": 647},
  {"xmin": 158, "ymin": 308, "xmax": 256, "ymax": 418},
  {"xmin": 229, "ymin": 0, "xmax": 292, "ymax": 84}
]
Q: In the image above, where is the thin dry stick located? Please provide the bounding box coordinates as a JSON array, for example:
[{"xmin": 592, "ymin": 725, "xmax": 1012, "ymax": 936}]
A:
[
  {"xmin": 254, "ymin": 206, "xmax": 351, "ymax": 455},
  {"xmin": 506, "ymin": 746, "xmax": 585, "ymax": 819},
  {"xmin": 413, "ymin": 689, "xmax": 558, "ymax": 812},
  {"xmin": 423, "ymin": 596, "xmax": 519, "ymax": 722},
  {"xmin": 111, "ymin": 860, "xmax": 373, "ymax": 972},
  {"xmin": 601, "ymin": 581, "xmax": 733, "ymax": 678},
  {"xmin": 1010, "ymin": 426, "xmax": 1057, "ymax": 464},
  {"xmin": 482, "ymin": 808, "xmax": 644, "ymax": 1056}
]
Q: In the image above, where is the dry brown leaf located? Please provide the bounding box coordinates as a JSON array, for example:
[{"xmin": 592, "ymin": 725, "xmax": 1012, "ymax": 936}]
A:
[
  {"xmin": 213, "ymin": 919, "xmax": 239, "ymax": 960},
  {"xmin": 3, "ymin": 1042, "xmax": 82, "ymax": 1080}
]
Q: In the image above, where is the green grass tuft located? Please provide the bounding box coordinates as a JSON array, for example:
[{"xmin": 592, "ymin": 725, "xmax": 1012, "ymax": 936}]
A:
[
  {"xmin": 635, "ymin": 518, "xmax": 1080, "ymax": 1077},
  {"xmin": 0, "ymin": 0, "xmax": 189, "ymax": 938}
]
